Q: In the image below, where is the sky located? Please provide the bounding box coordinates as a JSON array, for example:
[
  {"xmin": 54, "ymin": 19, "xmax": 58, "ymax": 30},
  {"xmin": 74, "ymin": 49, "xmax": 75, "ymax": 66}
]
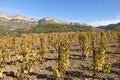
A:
[{"xmin": 0, "ymin": 0, "xmax": 120, "ymax": 26}]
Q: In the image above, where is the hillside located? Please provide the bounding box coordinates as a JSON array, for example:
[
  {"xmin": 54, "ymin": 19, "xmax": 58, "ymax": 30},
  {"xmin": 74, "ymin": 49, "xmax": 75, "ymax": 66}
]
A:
[
  {"xmin": 0, "ymin": 13, "xmax": 91, "ymax": 31},
  {"xmin": 28, "ymin": 23, "xmax": 94, "ymax": 33},
  {"xmin": 0, "ymin": 13, "xmax": 39, "ymax": 30},
  {"xmin": 0, "ymin": 13, "xmax": 101, "ymax": 36},
  {"xmin": 98, "ymin": 22, "xmax": 120, "ymax": 31}
]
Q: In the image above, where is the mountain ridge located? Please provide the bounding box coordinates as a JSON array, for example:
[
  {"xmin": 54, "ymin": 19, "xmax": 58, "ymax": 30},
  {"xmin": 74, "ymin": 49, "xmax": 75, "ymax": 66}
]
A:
[
  {"xmin": 0, "ymin": 13, "xmax": 91, "ymax": 30},
  {"xmin": 0, "ymin": 13, "xmax": 102, "ymax": 36},
  {"xmin": 0, "ymin": 13, "xmax": 39, "ymax": 30},
  {"xmin": 0, "ymin": 13, "xmax": 39, "ymax": 21},
  {"xmin": 98, "ymin": 22, "xmax": 120, "ymax": 31},
  {"xmin": 38, "ymin": 17, "xmax": 89, "ymax": 26}
]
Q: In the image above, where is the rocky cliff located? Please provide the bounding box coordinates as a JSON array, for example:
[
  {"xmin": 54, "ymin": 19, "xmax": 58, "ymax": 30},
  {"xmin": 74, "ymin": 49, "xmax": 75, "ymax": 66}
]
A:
[
  {"xmin": 0, "ymin": 13, "xmax": 39, "ymax": 30},
  {"xmin": 0, "ymin": 13, "xmax": 92, "ymax": 31},
  {"xmin": 38, "ymin": 17, "xmax": 89, "ymax": 26}
]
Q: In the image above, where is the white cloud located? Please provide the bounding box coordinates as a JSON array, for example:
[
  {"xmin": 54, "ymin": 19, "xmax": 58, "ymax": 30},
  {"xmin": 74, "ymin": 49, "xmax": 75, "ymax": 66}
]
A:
[
  {"xmin": 88, "ymin": 11, "xmax": 120, "ymax": 27},
  {"xmin": 88, "ymin": 19, "xmax": 120, "ymax": 27}
]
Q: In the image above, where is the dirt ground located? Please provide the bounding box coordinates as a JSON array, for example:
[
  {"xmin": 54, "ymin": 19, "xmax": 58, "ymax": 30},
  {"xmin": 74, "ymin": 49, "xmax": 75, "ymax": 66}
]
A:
[{"xmin": 3, "ymin": 39, "xmax": 120, "ymax": 80}]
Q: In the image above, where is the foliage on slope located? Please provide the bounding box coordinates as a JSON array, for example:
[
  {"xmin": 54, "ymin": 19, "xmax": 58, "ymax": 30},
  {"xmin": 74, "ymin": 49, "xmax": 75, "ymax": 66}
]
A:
[{"xmin": 29, "ymin": 23, "xmax": 93, "ymax": 33}]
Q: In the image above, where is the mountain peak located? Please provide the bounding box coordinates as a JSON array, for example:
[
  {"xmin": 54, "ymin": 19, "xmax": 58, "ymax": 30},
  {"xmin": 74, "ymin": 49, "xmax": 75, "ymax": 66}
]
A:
[
  {"xmin": 38, "ymin": 17, "xmax": 89, "ymax": 26},
  {"xmin": 42, "ymin": 17, "xmax": 55, "ymax": 20},
  {"xmin": 0, "ymin": 13, "xmax": 39, "ymax": 21},
  {"xmin": 0, "ymin": 13, "xmax": 93, "ymax": 30},
  {"xmin": 0, "ymin": 13, "xmax": 39, "ymax": 29},
  {"xmin": 0, "ymin": 13, "xmax": 8, "ymax": 19}
]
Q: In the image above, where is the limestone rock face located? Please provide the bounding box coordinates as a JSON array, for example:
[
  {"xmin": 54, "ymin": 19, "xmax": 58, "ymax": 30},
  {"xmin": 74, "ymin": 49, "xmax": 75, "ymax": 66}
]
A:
[
  {"xmin": 38, "ymin": 17, "xmax": 89, "ymax": 26},
  {"xmin": 0, "ymin": 13, "xmax": 39, "ymax": 29},
  {"xmin": 0, "ymin": 13, "xmax": 91, "ymax": 30}
]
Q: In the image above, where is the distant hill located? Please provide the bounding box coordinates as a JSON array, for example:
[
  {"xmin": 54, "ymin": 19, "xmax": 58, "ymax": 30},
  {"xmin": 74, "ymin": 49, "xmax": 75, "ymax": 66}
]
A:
[
  {"xmin": 28, "ymin": 23, "xmax": 94, "ymax": 33},
  {"xmin": 0, "ymin": 13, "xmax": 92, "ymax": 30},
  {"xmin": 34, "ymin": 17, "xmax": 96, "ymax": 33},
  {"xmin": 38, "ymin": 17, "xmax": 89, "ymax": 26},
  {"xmin": 0, "ymin": 13, "xmax": 39, "ymax": 30},
  {"xmin": 98, "ymin": 22, "xmax": 120, "ymax": 31},
  {"xmin": 0, "ymin": 13, "xmax": 101, "ymax": 36}
]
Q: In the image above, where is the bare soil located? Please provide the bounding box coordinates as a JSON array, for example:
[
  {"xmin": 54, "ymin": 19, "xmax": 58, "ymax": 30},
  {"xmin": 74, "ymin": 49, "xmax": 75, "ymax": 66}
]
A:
[{"xmin": 3, "ymin": 40, "xmax": 120, "ymax": 80}]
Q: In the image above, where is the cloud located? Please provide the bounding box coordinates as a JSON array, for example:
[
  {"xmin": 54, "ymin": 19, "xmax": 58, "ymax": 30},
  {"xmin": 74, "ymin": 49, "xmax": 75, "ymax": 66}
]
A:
[
  {"xmin": 0, "ymin": 7, "xmax": 21, "ymax": 15},
  {"xmin": 88, "ymin": 18, "xmax": 120, "ymax": 27},
  {"xmin": 88, "ymin": 11, "xmax": 120, "ymax": 27}
]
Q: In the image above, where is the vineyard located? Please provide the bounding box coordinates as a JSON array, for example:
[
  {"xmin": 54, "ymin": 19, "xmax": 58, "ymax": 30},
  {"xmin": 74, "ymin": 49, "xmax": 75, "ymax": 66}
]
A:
[{"xmin": 0, "ymin": 31, "xmax": 120, "ymax": 80}]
